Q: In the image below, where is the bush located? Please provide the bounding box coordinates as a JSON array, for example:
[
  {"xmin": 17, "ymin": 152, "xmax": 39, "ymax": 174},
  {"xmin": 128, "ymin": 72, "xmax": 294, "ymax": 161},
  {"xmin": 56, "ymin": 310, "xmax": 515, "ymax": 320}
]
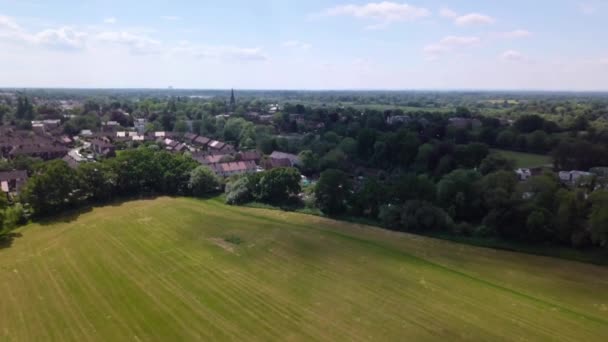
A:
[
  {"xmin": 189, "ymin": 166, "xmax": 221, "ymax": 197},
  {"xmin": 224, "ymin": 235, "xmax": 242, "ymax": 245},
  {"xmin": 379, "ymin": 204, "xmax": 402, "ymax": 229},
  {"xmin": 474, "ymin": 225, "xmax": 496, "ymax": 238},
  {"xmin": 225, "ymin": 177, "xmax": 253, "ymax": 205},
  {"xmin": 400, "ymin": 201, "xmax": 454, "ymax": 233},
  {"xmin": 2, "ymin": 204, "xmax": 27, "ymax": 231}
]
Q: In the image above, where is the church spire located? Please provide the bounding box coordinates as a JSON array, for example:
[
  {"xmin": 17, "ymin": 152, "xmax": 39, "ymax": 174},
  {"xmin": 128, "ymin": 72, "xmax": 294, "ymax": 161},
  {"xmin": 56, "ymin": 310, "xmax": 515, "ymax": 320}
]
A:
[{"xmin": 230, "ymin": 88, "xmax": 236, "ymax": 109}]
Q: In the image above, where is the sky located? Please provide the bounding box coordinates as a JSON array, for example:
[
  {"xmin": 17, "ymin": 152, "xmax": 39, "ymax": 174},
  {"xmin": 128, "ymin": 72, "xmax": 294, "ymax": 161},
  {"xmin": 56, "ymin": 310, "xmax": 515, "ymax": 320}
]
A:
[{"xmin": 0, "ymin": 0, "xmax": 607, "ymax": 90}]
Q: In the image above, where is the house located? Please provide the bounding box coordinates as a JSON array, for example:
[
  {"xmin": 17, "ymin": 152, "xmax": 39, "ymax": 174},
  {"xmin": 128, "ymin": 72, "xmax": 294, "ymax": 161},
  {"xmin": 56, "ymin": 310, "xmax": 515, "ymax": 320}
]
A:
[
  {"xmin": 515, "ymin": 168, "xmax": 532, "ymax": 181},
  {"xmin": 448, "ymin": 117, "xmax": 482, "ymax": 130},
  {"xmin": 208, "ymin": 140, "xmax": 225, "ymax": 151},
  {"xmin": 386, "ymin": 115, "xmax": 411, "ymax": 125},
  {"xmin": 270, "ymin": 151, "xmax": 300, "ymax": 167},
  {"xmin": 32, "ymin": 119, "xmax": 61, "ymax": 133},
  {"xmin": 173, "ymin": 143, "xmax": 187, "ymax": 153},
  {"xmin": 238, "ymin": 150, "xmax": 261, "ymax": 163},
  {"xmin": 32, "ymin": 122, "xmax": 46, "ymax": 135},
  {"xmin": 57, "ymin": 135, "xmax": 73, "ymax": 146},
  {"xmin": 80, "ymin": 129, "xmax": 93, "ymax": 137},
  {"xmin": 193, "ymin": 153, "xmax": 230, "ymax": 165},
  {"xmin": 559, "ymin": 170, "xmax": 593, "ymax": 184},
  {"xmin": 209, "ymin": 161, "xmax": 258, "ymax": 177},
  {"xmin": 9, "ymin": 144, "xmax": 68, "ymax": 160},
  {"xmin": 0, "ymin": 170, "xmax": 28, "ymax": 196},
  {"xmin": 264, "ymin": 157, "xmax": 292, "ymax": 170},
  {"xmin": 193, "ymin": 136, "xmax": 210, "ymax": 147},
  {"xmin": 62, "ymin": 155, "xmax": 81, "ymax": 169},
  {"xmin": 91, "ymin": 138, "xmax": 116, "ymax": 158},
  {"xmin": 102, "ymin": 121, "xmax": 120, "ymax": 132},
  {"xmin": 184, "ymin": 133, "xmax": 198, "ymax": 143},
  {"xmin": 134, "ymin": 118, "xmax": 146, "ymax": 135}
]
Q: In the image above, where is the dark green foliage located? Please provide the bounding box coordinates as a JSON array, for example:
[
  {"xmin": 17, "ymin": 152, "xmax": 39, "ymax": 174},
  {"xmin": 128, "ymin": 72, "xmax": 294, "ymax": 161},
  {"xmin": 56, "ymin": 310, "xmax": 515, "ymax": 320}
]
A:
[
  {"xmin": 189, "ymin": 166, "xmax": 221, "ymax": 197},
  {"xmin": 20, "ymin": 160, "xmax": 81, "ymax": 216},
  {"xmin": 255, "ymin": 168, "xmax": 301, "ymax": 204},
  {"xmin": 225, "ymin": 177, "xmax": 253, "ymax": 205},
  {"xmin": 479, "ymin": 154, "xmax": 515, "ymax": 175},
  {"xmin": 400, "ymin": 201, "xmax": 453, "ymax": 232},
  {"xmin": 437, "ymin": 169, "xmax": 482, "ymax": 221},
  {"xmin": 315, "ymin": 169, "xmax": 352, "ymax": 215},
  {"xmin": 589, "ymin": 191, "xmax": 608, "ymax": 247}
]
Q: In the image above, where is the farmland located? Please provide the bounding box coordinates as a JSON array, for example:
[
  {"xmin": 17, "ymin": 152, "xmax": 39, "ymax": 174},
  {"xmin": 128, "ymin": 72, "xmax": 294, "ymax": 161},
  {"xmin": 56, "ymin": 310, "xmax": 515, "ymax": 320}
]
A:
[{"xmin": 1, "ymin": 197, "xmax": 607, "ymax": 341}]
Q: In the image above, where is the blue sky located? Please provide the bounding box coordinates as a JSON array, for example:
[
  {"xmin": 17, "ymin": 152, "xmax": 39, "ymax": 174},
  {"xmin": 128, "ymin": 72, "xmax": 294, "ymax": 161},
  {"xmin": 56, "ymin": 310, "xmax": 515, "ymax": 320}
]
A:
[{"xmin": 0, "ymin": 0, "xmax": 607, "ymax": 90}]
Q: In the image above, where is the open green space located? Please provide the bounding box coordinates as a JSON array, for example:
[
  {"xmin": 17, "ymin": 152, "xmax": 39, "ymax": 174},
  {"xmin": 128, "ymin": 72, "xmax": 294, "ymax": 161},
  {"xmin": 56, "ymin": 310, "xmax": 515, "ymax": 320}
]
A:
[
  {"xmin": 491, "ymin": 148, "xmax": 553, "ymax": 168},
  {"xmin": 1, "ymin": 197, "xmax": 607, "ymax": 341}
]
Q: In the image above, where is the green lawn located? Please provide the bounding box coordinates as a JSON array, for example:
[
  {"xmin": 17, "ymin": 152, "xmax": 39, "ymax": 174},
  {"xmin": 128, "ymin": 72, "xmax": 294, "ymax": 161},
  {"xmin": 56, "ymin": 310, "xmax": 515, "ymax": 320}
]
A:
[
  {"xmin": 1, "ymin": 197, "xmax": 607, "ymax": 341},
  {"xmin": 491, "ymin": 148, "xmax": 553, "ymax": 168}
]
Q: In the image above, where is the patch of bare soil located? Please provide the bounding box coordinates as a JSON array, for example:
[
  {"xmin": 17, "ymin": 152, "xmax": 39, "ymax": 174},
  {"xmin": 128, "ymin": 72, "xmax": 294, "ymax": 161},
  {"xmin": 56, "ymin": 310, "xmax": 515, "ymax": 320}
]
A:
[{"xmin": 208, "ymin": 238, "xmax": 237, "ymax": 254}]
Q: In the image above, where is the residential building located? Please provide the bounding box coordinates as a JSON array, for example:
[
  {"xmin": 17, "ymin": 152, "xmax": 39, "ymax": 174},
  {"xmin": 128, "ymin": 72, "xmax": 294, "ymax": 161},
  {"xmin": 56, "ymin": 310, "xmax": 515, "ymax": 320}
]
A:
[
  {"xmin": 134, "ymin": 118, "xmax": 146, "ymax": 135},
  {"xmin": 269, "ymin": 151, "xmax": 300, "ymax": 167},
  {"xmin": 0, "ymin": 170, "xmax": 28, "ymax": 196},
  {"xmin": 209, "ymin": 161, "xmax": 257, "ymax": 177},
  {"xmin": 91, "ymin": 138, "xmax": 116, "ymax": 158}
]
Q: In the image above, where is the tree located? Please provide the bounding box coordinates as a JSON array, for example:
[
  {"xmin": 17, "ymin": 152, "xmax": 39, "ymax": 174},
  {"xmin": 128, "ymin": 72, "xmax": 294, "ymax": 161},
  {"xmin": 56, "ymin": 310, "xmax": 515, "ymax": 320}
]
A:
[
  {"xmin": 225, "ymin": 177, "xmax": 253, "ymax": 205},
  {"xmin": 400, "ymin": 200, "xmax": 453, "ymax": 232},
  {"xmin": 319, "ymin": 148, "xmax": 348, "ymax": 171},
  {"xmin": 479, "ymin": 171, "xmax": 518, "ymax": 210},
  {"xmin": 351, "ymin": 177, "xmax": 385, "ymax": 217},
  {"xmin": 496, "ymin": 130, "xmax": 516, "ymax": 148},
  {"xmin": 555, "ymin": 189, "xmax": 587, "ymax": 246},
  {"xmin": 514, "ymin": 115, "xmax": 546, "ymax": 133},
  {"xmin": 255, "ymin": 168, "xmax": 301, "ymax": 204},
  {"xmin": 189, "ymin": 166, "xmax": 220, "ymax": 197},
  {"xmin": 315, "ymin": 169, "xmax": 352, "ymax": 215},
  {"xmin": 437, "ymin": 169, "xmax": 482, "ymax": 221},
  {"xmin": 589, "ymin": 191, "xmax": 608, "ymax": 247},
  {"xmin": 479, "ymin": 154, "xmax": 515, "ymax": 175},
  {"xmin": 15, "ymin": 96, "xmax": 34, "ymax": 121},
  {"xmin": 388, "ymin": 174, "xmax": 436, "ymax": 204},
  {"xmin": 20, "ymin": 160, "xmax": 81, "ymax": 216},
  {"xmin": 298, "ymin": 150, "xmax": 319, "ymax": 175},
  {"xmin": 173, "ymin": 120, "xmax": 189, "ymax": 133},
  {"xmin": 77, "ymin": 162, "xmax": 117, "ymax": 203}
]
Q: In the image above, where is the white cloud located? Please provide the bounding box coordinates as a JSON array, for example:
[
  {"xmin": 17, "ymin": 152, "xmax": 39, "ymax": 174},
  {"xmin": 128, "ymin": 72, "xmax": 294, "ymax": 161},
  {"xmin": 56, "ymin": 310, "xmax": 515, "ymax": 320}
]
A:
[
  {"xmin": 160, "ymin": 16, "xmax": 181, "ymax": 21},
  {"xmin": 455, "ymin": 13, "xmax": 495, "ymax": 26},
  {"xmin": 35, "ymin": 26, "xmax": 87, "ymax": 50},
  {"xmin": 500, "ymin": 29, "xmax": 531, "ymax": 39},
  {"xmin": 283, "ymin": 40, "xmax": 312, "ymax": 50},
  {"xmin": 439, "ymin": 35, "xmax": 480, "ymax": 46},
  {"xmin": 0, "ymin": 15, "xmax": 86, "ymax": 50},
  {"xmin": 96, "ymin": 31, "xmax": 161, "ymax": 54},
  {"xmin": 439, "ymin": 9, "xmax": 496, "ymax": 26},
  {"xmin": 424, "ymin": 35, "xmax": 481, "ymax": 60},
  {"xmin": 103, "ymin": 17, "xmax": 117, "ymax": 24},
  {"xmin": 322, "ymin": 2, "xmax": 430, "ymax": 28},
  {"xmin": 0, "ymin": 14, "xmax": 21, "ymax": 31},
  {"xmin": 579, "ymin": 3, "xmax": 596, "ymax": 15},
  {"xmin": 172, "ymin": 42, "xmax": 268, "ymax": 62},
  {"xmin": 439, "ymin": 7, "xmax": 458, "ymax": 18},
  {"xmin": 501, "ymin": 50, "xmax": 526, "ymax": 61}
]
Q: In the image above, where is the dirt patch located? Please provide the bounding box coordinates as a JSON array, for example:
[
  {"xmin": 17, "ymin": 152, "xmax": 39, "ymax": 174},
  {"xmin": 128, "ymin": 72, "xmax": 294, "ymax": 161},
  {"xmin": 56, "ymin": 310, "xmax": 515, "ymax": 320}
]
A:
[{"xmin": 208, "ymin": 238, "xmax": 237, "ymax": 254}]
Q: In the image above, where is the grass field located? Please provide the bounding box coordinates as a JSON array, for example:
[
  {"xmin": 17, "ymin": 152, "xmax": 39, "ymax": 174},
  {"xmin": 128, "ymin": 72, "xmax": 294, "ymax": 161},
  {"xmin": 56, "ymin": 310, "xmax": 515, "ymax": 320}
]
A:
[
  {"xmin": 491, "ymin": 149, "xmax": 553, "ymax": 168},
  {"xmin": 1, "ymin": 197, "xmax": 607, "ymax": 341}
]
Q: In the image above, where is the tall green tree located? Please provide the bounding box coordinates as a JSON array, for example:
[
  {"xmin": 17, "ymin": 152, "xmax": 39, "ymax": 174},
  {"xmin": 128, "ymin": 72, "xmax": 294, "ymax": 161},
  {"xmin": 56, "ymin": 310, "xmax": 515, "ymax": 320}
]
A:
[
  {"xmin": 21, "ymin": 160, "xmax": 81, "ymax": 216},
  {"xmin": 315, "ymin": 169, "xmax": 352, "ymax": 215}
]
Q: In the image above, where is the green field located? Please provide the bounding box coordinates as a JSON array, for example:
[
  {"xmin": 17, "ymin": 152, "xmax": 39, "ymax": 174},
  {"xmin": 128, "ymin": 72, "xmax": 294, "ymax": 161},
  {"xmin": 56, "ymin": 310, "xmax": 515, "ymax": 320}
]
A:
[
  {"xmin": 491, "ymin": 149, "xmax": 553, "ymax": 168},
  {"xmin": 1, "ymin": 197, "xmax": 607, "ymax": 341}
]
